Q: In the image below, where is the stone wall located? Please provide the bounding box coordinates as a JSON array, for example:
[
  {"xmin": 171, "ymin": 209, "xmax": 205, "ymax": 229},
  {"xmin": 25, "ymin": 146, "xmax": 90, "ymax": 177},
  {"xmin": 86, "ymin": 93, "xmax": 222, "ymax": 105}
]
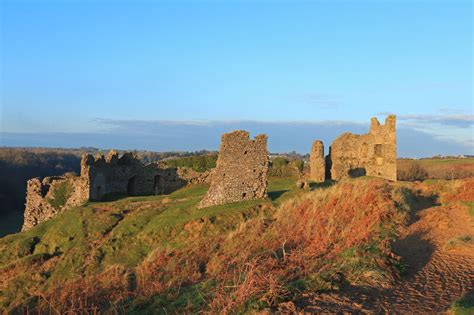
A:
[
  {"xmin": 81, "ymin": 150, "xmax": 143, "ymax": 200},
  {"xmin": 198, "ymin": 130, "xmax": 269, "ymax": 209},
  {"xmin": 310, "ymin": 140, "xmax": 326, "ymax": 183},
  {"xmin": 177, "ymin": 167, "xmax": 211, "ymax": 185},
  {"xmin": 23, "ymin": 150, "xmax": 202, "ymax": 231},
  {"xmin": 328, "ymin": 115, "xmax": 396, "ymax": 181},
  {"xmin": 22, "ymin": 175, "xmax": 87, "ymax": 231},
  {"xmin": 130, "ymin": 164, "xmax": 187, "ymax": 196}
]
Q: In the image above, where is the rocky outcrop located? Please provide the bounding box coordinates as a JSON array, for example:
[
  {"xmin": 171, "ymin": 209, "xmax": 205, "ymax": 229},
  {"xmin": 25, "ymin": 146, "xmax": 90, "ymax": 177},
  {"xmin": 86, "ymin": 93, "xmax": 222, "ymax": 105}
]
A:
[{"xmin": 198, "ymin": 130, "xmax": 269, "ymax": 208}]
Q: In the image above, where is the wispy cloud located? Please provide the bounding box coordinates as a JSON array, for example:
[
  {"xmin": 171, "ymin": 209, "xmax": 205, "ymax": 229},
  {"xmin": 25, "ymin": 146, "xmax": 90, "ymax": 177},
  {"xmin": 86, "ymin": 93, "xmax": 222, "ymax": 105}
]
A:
[{"xmin": 376, "ymin": 112, "xmax": 474, "ymax": 128}]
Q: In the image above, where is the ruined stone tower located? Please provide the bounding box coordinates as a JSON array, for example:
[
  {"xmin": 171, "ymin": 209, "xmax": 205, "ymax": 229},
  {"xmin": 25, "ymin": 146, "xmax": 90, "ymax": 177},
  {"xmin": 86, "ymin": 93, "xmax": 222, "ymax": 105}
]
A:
[
  {"xmin": 198, "ymin": 130, "xmax": 269, "ymax": 208},
  {"xmin": 328, "ymin": 115, "xmax": 397, "ymax": 181},
  {"xmin": 310, "ymin": 140, "xmax": 326, "ymax": 183}
]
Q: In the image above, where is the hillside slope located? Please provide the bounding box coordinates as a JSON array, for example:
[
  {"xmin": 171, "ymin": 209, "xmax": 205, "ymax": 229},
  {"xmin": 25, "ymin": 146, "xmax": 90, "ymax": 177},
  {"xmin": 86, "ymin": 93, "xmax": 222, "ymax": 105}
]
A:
[
  {"xmin": 1, "ymin": 177, "xmax": 472, "ymax": 313},
  {"xmin": 301, "ymin": 179, "xmax": 474, "ymax": 313}
]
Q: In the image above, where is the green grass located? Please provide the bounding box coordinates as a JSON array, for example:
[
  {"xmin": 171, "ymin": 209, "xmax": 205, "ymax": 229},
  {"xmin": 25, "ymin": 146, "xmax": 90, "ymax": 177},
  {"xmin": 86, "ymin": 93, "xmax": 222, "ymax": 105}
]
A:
[
  {"xmin": 450, "ymin": 292, "xmax": 474, "ymax": 315},
  {"xmin": 2, "ymin": 176, "xmax": 372, "ymax": 312},
  {"xmin": 0, "ymin": 178, "xmax": 299, "ymax": 305},
  {"xmin": 47, "ymin": 180, "xmax": 74, "ymax": 209}
]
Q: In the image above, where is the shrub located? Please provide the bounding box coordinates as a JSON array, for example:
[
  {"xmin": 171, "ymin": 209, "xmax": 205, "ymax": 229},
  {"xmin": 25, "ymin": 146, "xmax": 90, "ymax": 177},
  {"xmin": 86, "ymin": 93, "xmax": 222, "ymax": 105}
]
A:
[
  {"xmin": 270, "ymin": 158, "xmax": 303, "ymax": 178},
  {"xmin": 163, "ymin": 155, "xmax": 217, "ymax": 172},
  {"xmin": 47, "ymin": 181, "xmax": 73, "ymax": 209},
  {"xmin": 272, "ymin": 157, "xmax": 289, "ymax": 168},
  {"xmin": 398, "ymin": 164, "xmax": 429, "ymax": 181}
]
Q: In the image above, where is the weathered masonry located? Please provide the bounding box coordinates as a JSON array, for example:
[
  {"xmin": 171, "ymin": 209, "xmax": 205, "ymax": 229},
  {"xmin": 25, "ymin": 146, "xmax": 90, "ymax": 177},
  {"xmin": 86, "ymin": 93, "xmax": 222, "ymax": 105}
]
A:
[
  {"xmin": 23, "ymin": 150, "xmax": 207, "ymax": 231},
  {"xmin": 198, "ymin": 130, "xmax": 269, "ymax": 208},
  {"xmin": 309, "ymin": 140, "xmax": 326, "ymax": 183},
  {"xmin": 82, "ymin": 150, "xmax": 186, "ymax": 200},
  {"xmin": 329, "ymin": 115, "xmax": 397, "ymax": 181},
  {"xmin": 22, "ymin": 174, "xmax": 89, "ymax": 231},
  {"xmin": 309, "ymin": 115, "xmax": 397, "ymax": 182}
]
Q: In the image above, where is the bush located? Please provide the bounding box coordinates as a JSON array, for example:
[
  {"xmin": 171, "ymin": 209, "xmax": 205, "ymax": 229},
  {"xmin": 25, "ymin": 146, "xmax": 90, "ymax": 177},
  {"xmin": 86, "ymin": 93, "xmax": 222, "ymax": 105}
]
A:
[
  {"xmin": 163, "ymin": 155, "xmax": 217, "ymax": 172},
  {"xmin": 47, "ymin": 181, "xmax": 73, "ymax": 209},
  {"xmin": 272, "ymin": 157, "xmax": 289, "ymax": 168},
  {"xmin": 398, "ymin": 164, "xmax": 429, "ymax": 181},
  {"xmin": 270, "ymin": 158, "xmax": 303, "ymax": 178}
]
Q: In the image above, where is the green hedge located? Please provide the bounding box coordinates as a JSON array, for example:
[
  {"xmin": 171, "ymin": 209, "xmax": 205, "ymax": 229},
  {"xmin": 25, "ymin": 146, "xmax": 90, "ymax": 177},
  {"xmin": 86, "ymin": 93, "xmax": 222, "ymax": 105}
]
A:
[{"xmin": 163, "ymin": 155, "xmax": 218, "ymax": 172}]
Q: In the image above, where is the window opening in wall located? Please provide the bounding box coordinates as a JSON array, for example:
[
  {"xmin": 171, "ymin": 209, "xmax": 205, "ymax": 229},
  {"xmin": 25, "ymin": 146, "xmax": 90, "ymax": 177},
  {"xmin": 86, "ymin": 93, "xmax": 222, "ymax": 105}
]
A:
[{"xmin": 374, "ymin": 144, "xmax": 383, "ymax": 157}]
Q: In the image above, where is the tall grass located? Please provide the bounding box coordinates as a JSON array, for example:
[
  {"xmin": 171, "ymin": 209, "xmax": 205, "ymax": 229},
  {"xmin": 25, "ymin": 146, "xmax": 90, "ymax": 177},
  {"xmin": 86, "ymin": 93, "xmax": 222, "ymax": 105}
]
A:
[
  {"xmin": 397, "ymin": 158, "xmax": 474, "ymax": 181},
  {"xmin": 15, "ymin": 178, "xmax": 412, "ymax": 313}
]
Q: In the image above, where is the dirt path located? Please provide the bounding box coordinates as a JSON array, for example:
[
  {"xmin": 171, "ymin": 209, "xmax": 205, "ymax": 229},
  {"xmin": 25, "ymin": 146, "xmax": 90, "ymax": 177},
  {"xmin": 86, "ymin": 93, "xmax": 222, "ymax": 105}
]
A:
[{"xmin": 299, "ymin": 198, "xmax": 474, "ymax": 313}]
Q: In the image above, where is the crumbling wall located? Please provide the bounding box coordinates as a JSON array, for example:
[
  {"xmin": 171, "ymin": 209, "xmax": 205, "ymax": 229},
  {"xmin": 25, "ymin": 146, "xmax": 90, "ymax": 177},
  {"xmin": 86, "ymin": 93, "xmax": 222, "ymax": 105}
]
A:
[
  {"xmin": 177, "ymin": 167, "xmax": 211, "ymax": 185},
  {"xmin": 22, "ymin": 150, "xmax": 211, "ymax": 230},
  {"xmin": 22, "ymin": 175, "xmax": 87, "ymax": 231},
  {"xmin": 81, "ymin": 150, "xmax": 143, "ymax": 200},
  {"xmin": 198, "ymin": 130, "xmax": 269, "ymax": 209},
  {"xmin": 310, "ymin": 140, "xmax": 326, "ymax": 183},
  {"xmin": 328, "ymin": 115, "xmax": 396, "ymax": 181},
  {"xmin": 130, "ymin": 163, "xmax": 187, "ymax": 195}
]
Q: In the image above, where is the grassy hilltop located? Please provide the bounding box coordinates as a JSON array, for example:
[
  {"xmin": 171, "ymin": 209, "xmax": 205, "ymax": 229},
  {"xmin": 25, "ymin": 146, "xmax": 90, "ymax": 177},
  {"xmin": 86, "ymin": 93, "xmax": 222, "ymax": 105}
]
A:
[{"xmin": 1, "ymin": 176, "xmax": 473, "ymax": 313}]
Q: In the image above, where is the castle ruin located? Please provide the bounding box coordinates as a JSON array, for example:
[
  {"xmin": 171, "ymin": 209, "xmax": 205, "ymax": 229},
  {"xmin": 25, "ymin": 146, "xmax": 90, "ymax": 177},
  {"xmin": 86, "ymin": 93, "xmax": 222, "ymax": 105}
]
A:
[
  {"xmin": 22, "ymin": 175, "xmax": 89, "ymax": 231},
  {"xmin": 309, "ymin": 140, "xmax": 326, "ymax": 183},
  {"xmin": 310, "ymin": 115, "xmax": 397, "ymax": 182},
  {"xmin": 23, "ymin": 151, "xmax": 203, "ymax": 231},
  {"xmin": 198, "ymin": 130, "xmax": 269, "ymax": 208},
  {"xmin": 23, "ymin": 116, "xmax": 396, "ymax": 231}
]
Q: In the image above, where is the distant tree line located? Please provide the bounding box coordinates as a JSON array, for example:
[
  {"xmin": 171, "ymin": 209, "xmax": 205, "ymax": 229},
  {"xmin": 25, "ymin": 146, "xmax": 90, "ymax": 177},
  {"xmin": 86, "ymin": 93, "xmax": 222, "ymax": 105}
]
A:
[{"xmin": 162, "ymin": 154, "xmax": 218, "ymax": 172}]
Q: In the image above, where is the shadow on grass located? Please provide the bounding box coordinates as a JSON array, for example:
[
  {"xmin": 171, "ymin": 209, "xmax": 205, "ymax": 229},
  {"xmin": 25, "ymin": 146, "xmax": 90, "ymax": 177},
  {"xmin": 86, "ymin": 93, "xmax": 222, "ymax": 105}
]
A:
[
  {"xmin": 309, "ymin": 180, "xmax": 336, "ymax": 189},
  {"xmin": 451, "ymin": 290, "xmax": 474, "ymax": 314},
  {"xmin": 268, "ymin": 190, "xmax": 290, "ymax": 201},
  {"xmin": 100, "ymin": 192, "xmax": 129, "ymax": 202}
]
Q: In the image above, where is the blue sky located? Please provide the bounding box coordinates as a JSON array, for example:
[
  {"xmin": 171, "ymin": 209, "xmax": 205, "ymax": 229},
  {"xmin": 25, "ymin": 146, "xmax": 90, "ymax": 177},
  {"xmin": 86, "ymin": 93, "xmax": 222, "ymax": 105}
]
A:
[{"xmin": 0, "ymin": 0, "xmax": 472, "ymax": 156}]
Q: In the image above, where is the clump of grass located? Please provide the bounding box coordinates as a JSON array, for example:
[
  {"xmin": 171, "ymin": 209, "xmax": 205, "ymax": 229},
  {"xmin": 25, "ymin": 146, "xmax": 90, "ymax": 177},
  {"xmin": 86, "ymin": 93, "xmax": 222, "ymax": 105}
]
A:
[
  {"xmin": 444, "ymin": 235, "xmax": 473, "ymax": 250},
  {"xmin": 450, "ymin": 292, "xmax": 474, "ymax": 315},
  {"xmin": 47, "ymin": 180, "xmax": 73, "ymax": 209}
]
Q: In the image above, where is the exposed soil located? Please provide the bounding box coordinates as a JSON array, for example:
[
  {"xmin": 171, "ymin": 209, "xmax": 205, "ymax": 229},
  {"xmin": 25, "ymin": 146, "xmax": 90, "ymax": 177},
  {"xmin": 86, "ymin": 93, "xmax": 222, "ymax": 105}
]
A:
[{"xmin": 297, "ymin": 195, "xmax": 474, "ymax": 313}]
